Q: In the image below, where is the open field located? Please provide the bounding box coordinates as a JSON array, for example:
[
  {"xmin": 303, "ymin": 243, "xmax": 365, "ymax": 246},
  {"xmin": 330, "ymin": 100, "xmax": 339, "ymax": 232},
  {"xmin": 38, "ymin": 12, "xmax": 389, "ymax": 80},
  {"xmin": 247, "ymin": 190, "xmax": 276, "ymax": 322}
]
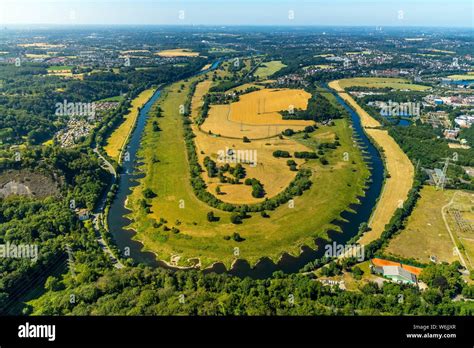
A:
[
  {"xmin": 385, "ymin": 186, "xmax": 459, "ymax": 264},
  {"xmin": 191, "ymin": 70, "xmax": 310, "ymax": 203},
  {"xmin": 227, "ymin": 83, "xmax": 263, "ymax": 93},
  {"xmin": 193, "ymin": 130, "xmax": 309, "ymax": 204},
  {"xmin": 47, "ymin": 65, "xmax": 74, "ymax": 71},
  {"xmin": 304, "ymin": 64, "xmax": 334, "ymax": 70},
  {"xmin": 97, "ymin": 95, "xmax": 125, "ymax": 102},
  {"xmin": 329, "ymin": 79, "xmax": 415, "ymax": 245},
  {"xmin": 191, "ymin": 80, "xmax": 213, "ymax": 119},
  {"xmin": 201, "ymin": 88, "xmax": 314, "ymax": 139},
  {"xmin": 448, "ymin": 74, "xmax": 474, "ymax": 81},
  {"xmin": 17, "ymin": 42, "xmax": 65, "ymax": 49},
  {"xmin": 25, "ymin": 53, "xmax": 51, "ymax": 59},
  {"xmin": 127, "ymin": 76, "xmax": 370, "ymax": 268},
  {"xmin": 104, "ymin": 88, "xmax": 156, "ymax": 160},
  {"xmin": 385, "ymin": 186, "xmax": 474, "ymax": 269},
  {"xmin": 156, "ymin": 48, "xmax": 199, "ymax": 57},
  {"xmin": 254, "ymin": 60, "xmax": 286, "ymax": 79},
  {"xmin": 337, "ymin": 77, "xmax": 430, "ymax": 91}
]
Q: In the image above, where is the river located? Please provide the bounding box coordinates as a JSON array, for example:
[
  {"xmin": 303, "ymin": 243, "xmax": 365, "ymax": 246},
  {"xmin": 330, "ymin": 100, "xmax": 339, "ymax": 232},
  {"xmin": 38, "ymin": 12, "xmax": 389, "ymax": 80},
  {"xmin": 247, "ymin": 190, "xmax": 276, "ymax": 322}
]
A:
[{"xmin": 107, "ymin": 71, "xmax": 385, "ymax": 278}]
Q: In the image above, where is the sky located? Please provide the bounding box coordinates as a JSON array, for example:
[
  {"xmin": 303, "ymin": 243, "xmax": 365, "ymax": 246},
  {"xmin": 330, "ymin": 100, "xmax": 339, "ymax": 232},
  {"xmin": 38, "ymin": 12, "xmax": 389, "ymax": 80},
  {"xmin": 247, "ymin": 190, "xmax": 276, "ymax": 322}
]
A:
[{"xmin": 0, "ymin": 0, "xmax": 472, "ymax": 27}]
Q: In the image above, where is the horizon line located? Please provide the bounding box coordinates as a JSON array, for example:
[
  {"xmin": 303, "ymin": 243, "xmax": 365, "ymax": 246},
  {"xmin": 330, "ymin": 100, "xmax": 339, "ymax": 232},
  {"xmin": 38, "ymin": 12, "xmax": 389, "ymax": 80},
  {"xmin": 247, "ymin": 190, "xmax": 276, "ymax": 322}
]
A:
[{"xmin": 0, "ymin": 23, "xmax": 472, "ymax": 30}]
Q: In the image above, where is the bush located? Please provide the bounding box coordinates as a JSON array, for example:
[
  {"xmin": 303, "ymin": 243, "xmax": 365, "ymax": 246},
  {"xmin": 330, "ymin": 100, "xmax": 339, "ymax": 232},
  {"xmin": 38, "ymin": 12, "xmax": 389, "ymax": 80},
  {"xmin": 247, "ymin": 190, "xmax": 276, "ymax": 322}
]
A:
[
  {"xmin": 230, "ymin": 212, "xmax": 242, "ymax": 224},
  {"xmin": 294, "ymin": 151, "xmax": 318, "ymax": 159},
  {"xmin": 143, "ymin": 188, "xmax": 157, "ymax": 199},
  {"xmin": 273, "ymin": 150, "xmax": 291, "ymax": 158}
]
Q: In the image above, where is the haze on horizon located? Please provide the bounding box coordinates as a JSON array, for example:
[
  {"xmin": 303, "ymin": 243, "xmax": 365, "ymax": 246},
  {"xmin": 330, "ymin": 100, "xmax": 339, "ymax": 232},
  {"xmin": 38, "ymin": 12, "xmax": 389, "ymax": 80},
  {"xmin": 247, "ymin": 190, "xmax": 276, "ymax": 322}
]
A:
[{"xmin": 0, "ymin": 0, "xmax": 472, "ymax": 28}]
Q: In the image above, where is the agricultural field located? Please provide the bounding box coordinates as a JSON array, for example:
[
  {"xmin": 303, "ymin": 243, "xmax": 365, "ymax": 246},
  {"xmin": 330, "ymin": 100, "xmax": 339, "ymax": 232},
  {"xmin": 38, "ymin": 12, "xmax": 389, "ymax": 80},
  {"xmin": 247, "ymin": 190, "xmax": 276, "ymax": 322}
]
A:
[
  {"xmin": 254, "ymin": 60, "xmax": 286, "ymax": 79},
  {"xmin": 156, "ymin": 48, "xmax": 199, "ymax": 57},
  {"xmin": 126, "ymin": 75, "xmax": 370, "ymax": 268},
  {"xmin": 201, "ymin": 88, "xmax": 314, "ymax": 139},
  {"xmin": 448, "ymin": 74, "xmax": 474, "ymax": 81},
  {"xmin": 329, "ymin": 79, "xmax": 415, "ymax": 245},
  {"xmin": 385, "ymin": 186, "xmax": 474, "ymax": 270},
  {"xmin": 336, "ymin": 77, "xmax": 431, "ymax": 91},
  {"xmin": 104, "ymin": 88, "xmax": 156, "ymax": 160}
]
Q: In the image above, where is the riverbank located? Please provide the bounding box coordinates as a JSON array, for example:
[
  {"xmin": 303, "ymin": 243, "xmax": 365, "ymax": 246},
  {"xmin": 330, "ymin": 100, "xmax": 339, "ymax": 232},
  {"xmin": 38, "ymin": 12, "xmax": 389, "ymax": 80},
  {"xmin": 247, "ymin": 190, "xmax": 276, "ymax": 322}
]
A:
[
  {"xmin": 104, "ymin": 88, "xmax": 157, "ymax": 161},
  {"xmin": 123, "ymin": 72, "xmax": 370, "ymax": 271},
  {"xmin": 328, "ymin": 80, "xmax": 415, "ymax": 245}
]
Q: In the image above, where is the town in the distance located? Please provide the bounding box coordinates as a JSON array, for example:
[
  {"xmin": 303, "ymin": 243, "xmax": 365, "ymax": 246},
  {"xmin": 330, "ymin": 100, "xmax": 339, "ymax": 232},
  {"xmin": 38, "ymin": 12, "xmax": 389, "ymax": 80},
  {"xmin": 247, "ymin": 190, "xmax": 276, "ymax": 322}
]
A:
[{"xmin": 0, "ymin": 23, "xmax": 473, "ymax": 316}]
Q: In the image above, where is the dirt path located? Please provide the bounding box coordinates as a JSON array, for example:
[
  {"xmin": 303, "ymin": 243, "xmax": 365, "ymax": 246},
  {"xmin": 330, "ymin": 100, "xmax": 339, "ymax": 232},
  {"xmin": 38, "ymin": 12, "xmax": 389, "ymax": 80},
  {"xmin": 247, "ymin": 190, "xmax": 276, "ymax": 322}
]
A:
[{"xmin": 441, "ymin": 191, "xmax": 469, "ymax": 269}]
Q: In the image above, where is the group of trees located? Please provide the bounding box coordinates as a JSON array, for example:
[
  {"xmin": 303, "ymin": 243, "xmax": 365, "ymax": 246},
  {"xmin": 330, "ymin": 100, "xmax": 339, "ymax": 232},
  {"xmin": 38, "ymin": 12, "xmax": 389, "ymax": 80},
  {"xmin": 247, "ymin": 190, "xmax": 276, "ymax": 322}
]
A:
[
  {"xmin": 0, "ymin": 147, "xmax": 110, "ymax": 314},
  {"xmin": 280, "ymin": 91, "xmax": 342, "ymax": 122},
  {"xmin": 244, "ymin": 178, "xmax": 265, "ymax": 198},
  {"xmin": 180, "ymin": 81, "xmax": 315, "ymax": 214},
  {"xmin": 26, "ymin": 263, "xmax": 474, "ymax": 316}
]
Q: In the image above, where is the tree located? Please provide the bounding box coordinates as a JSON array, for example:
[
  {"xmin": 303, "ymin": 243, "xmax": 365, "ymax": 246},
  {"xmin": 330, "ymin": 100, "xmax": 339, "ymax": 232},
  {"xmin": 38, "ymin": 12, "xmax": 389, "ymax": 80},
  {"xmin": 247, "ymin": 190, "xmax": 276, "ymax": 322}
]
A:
[
  {"xmin": 230, "ymin": 212, "xmax": 242, "ymax": 224},
  {"xmin": 45, "ymin": 276, "xmax": 60, "ymax": 292},
  {"xmin": 143, "ymin": 188, "xmax": 157, "ymax": 199},
  {"xmin": 207, "ymin": 211, "xmax": 216, "ymax": 222},
  {"xmin": 352, "ymin": 266, "xmax": 364, "ymax": 280}
]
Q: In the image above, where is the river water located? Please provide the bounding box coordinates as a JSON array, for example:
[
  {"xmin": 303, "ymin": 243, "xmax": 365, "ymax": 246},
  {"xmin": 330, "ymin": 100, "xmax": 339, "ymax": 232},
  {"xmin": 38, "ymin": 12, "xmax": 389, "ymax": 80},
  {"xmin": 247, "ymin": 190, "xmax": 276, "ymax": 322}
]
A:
[{"xmin": 107, "ymin": 72, "xmax": 385, "ymax": 278}]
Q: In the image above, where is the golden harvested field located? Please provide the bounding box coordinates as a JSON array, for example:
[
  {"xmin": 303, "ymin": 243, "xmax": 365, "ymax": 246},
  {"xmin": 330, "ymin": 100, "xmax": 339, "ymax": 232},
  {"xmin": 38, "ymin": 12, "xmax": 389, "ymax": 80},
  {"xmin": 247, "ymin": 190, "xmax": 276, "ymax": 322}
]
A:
[
  {"xmin": 156, "ymin": 48, "xmax": 199, "ymax": 57},
  {"xmin": 336, "ymin": 77, "xmax": 430, "ymax": 91},
  {"xmin": 448, "ymin": 74, "xmax": 474, "ymax": 81},
  {"xmin": 18, "ymin": 42, "xmax": 65, "ymax": 49},
  {"xmin": 25, "ymin": 53, "xmax": 51, "ymax": 59},
  {"xmin": 201, "ymin": 88, "xmax": 314, "ymax": 139},
  {"xmin": 190, "ymin": 77, "xmax": 309, "ymax": 203},
  {"xmin": 104, "ymin": 88, "xmax": 156, "ymax": 160},
  {"xmin": 191, "ymin": 80, "xmax": 213, "ymax": 119},
  {"xmin": 329, "ymin": 79, "xmax": 414, "ymax": 245},
  {"xmin": 193, "ymin": 130, "xmax": 309, "ymax": 204}
]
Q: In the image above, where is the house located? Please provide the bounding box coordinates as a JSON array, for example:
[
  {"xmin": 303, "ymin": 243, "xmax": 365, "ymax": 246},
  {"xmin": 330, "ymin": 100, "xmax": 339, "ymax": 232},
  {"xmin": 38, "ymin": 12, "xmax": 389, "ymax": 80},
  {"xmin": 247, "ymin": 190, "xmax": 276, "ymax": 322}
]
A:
[
  {"xmin": 75, "ymin": 208, "xmax": 90, "ymax": 221},
  {"xmin": 370, "ymin": 258, "xmax": 422, "ymax": 285},
  {"xmin": 443, "ymin": 128, "xmax": 460, "ymax": 140},
  {"xmin": 380, "ymin": 266, "xmax": 417, "ymax": 284},
  {"xmin": 454, "ymin": 115, "xmax": 474, "ymax": 128}
]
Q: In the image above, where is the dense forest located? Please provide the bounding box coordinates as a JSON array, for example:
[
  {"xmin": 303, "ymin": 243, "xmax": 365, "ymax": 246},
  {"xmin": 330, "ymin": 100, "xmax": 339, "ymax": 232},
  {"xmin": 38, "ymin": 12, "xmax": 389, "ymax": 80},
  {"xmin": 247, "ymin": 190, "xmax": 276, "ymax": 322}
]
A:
[
  {"xmin": 0, "ymin": 147, "xmax": 110, "ymax": 314},
  {"xmin": 27, "ymin": 262, "xmax": 474, "ymax": 315},
  {"xmin": 0, "ymin": 60, "xmax": 204, "ymax": 146}
]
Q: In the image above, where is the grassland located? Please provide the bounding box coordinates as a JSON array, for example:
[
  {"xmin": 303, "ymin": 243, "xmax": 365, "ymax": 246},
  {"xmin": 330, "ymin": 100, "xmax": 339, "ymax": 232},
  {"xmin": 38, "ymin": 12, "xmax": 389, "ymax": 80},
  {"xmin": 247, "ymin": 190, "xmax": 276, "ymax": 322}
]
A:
[
  {"xmin": 47, "ymin": 65, "xmax": 74, "ymax": 71},
  {"xmin": 126, "ymin": 75, "xmax": 370, "ymax": 268},
  {"xmin": 254, "ymin": 60, "xmax": 287, "ymax": 79},
  {"xmin": 156, "ymin": 48, "xmax": 199, "ymax": 57},
  {"xmin": 329, "ymin": 79, "xmax": 415, "ymax": 245},
  {"xmin": 201, "ymin": 88, "xmax": 314, "ymax": 139},
  {"xmin": 385, "ymin": 186, "xmax": 474, "ymax": 269},
  {"xmin": 448, "ymin": 74, "xmax": 474, "ymax": 81},
  {"xmin": 104, "ymin": 88, "xmax": 156, "ymax": 161},
  {"xmin": 97, "ymin": 95, "xmax": 125, "ymax": 102},
  {"xmin": 336, "ymin": 77, "xmax": 430, "ymax": 91}
]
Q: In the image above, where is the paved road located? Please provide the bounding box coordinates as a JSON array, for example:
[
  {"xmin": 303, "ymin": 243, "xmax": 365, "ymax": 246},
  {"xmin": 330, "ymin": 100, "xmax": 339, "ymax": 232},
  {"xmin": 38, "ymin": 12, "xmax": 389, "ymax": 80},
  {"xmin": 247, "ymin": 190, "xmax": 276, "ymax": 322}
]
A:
[{"xmin": 92, "ymin": 147, "xmax": 124, "ymax": 269}]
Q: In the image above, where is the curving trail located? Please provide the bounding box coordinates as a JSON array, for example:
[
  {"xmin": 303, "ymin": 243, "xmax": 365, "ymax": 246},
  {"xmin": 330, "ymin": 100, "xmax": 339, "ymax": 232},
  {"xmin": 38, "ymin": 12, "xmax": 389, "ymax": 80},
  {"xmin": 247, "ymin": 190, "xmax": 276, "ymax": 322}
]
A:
[{"xmin": 328, "ymin": 80, "xmax": 415, "ymax": 246}]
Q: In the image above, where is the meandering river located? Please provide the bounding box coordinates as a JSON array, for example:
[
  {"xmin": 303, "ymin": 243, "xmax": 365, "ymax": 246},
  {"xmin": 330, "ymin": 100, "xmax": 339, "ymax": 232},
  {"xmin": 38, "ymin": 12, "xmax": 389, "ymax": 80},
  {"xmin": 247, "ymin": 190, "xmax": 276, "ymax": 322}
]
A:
[{"xmin": 107, "ymin": 69, "xmax": 385, "ymax": 278}]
